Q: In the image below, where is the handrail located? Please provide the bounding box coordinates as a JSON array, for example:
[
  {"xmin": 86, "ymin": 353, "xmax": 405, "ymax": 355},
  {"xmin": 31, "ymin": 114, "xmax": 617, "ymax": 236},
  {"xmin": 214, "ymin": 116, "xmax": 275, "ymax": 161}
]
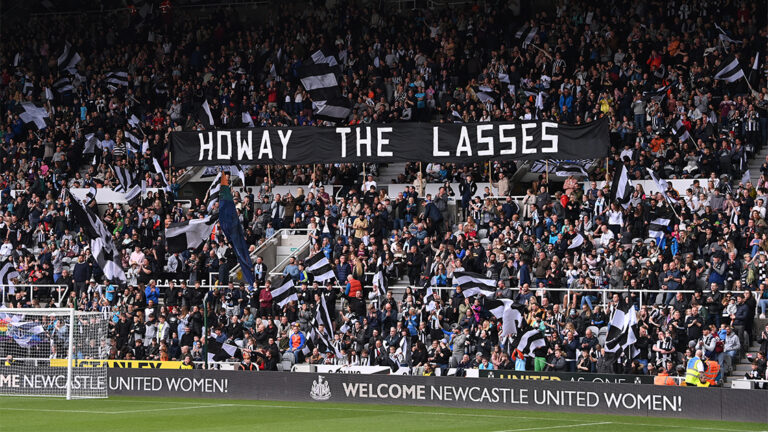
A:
[
  {"xmin": 418, "ymin": 286, "xmax": 753, "ymax": 311},
  {"xmin": 227, "ymin": 228, "xmax": 311, "ymax": 281},
  {"xmin": 2, "ymin": 284, "xmax": 69, "ymax": 307}
]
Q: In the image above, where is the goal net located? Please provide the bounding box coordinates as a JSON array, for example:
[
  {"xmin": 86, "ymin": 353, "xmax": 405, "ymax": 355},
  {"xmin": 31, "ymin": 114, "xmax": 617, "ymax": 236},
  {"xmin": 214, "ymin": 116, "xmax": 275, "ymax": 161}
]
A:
[{"xmin": 0, "ymin": 308, "xmax": 108, "ymax": 399}]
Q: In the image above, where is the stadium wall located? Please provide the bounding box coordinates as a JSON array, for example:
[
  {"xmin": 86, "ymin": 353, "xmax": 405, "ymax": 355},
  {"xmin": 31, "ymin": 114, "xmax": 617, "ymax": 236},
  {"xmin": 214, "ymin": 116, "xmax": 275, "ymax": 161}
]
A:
[{"xmin": 107, "ymin": 369, "xmax": 767, "ymax": 423}]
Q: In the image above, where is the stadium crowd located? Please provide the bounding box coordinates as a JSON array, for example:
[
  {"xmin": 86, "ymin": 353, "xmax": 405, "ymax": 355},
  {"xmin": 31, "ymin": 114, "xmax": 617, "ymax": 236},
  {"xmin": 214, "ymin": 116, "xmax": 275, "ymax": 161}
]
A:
[{"xmin": 0, "ymin": 0, "xmax": 767, "ymax": 386}]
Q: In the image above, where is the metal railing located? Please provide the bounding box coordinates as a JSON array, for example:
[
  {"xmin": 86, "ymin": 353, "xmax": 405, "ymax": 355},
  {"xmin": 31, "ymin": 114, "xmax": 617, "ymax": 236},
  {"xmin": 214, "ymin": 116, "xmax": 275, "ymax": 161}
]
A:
[
  {"xmin": 419, "ymin": 286, "xmax": 752, "ymax": 311},
  {"xmin": 228, "ymin": 228, "xmax": 311, "ymax": 281},
  {"xmin": 2, "ymin": 284, "xmax": 69, "ymax": 307}
]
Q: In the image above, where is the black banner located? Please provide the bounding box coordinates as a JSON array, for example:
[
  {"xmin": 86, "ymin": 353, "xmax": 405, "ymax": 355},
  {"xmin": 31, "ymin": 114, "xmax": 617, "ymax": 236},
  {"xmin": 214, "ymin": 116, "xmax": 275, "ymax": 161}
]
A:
[
  {"xmin": 169, "ymin": 118, "xmax": 610, "ymax": 167},
  {"xmin": 108, "ymin": 369, "xmax": 768, "ymax": 423},
  {"xmin": 478, "ymin": 369, "xmax": 654, "ymax": 384}
]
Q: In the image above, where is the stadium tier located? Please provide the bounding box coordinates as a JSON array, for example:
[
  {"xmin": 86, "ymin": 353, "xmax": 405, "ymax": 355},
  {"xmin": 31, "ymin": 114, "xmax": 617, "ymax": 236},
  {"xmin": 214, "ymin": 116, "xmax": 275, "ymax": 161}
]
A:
[{"xmin": 0, "ymin": 0, "xmax": 767, "ymax": 428}]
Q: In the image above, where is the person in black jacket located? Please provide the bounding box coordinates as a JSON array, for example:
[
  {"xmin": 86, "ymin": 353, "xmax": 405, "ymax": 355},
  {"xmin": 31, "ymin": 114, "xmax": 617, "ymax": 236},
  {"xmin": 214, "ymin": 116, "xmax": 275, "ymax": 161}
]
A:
[
  {"xmin": 406, "ymin": 245, "xmax": 423, "ymax": 286},
  {"xmin": 458, "ymin": 175, "xmax": 477, "ymax": 219}
]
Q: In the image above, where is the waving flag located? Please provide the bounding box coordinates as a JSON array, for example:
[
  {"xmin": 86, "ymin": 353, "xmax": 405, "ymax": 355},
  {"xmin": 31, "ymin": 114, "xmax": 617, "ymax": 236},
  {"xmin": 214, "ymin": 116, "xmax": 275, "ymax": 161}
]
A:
[
  {"xmin": 605, "ymin": 297, "xmax": 639, "ymax": 358},
  {"xmin": 217, "ymin": 175, "xmax": 255, "ymax": 285},
  {"xmin": 271, "ymin": 275, "xmax": 298, "ymax": 307},
  {"xmin": 713, "ymin": 56, "xmax": 745, "ymax": 83},
  {"xmin": 610, "ymin": 162, "xmax": 633, "ymax": 208},
  {"xmin": 165, "ymin": 215, "xmax": 217, "ymax": 253},
  {"xmin": 68, "ymin": 191, "xmax": 126, "ymax": 283},
  {"xmin": 298, "ymin": 50, "xmax": 351, "ymax": 122},
  {"xmin": 454, "ymin": 271, "xmax": 496, "ymax": 298},
  {"xmin": 305, "ymin": 252, "xmax": 336, "ymax": 283}
]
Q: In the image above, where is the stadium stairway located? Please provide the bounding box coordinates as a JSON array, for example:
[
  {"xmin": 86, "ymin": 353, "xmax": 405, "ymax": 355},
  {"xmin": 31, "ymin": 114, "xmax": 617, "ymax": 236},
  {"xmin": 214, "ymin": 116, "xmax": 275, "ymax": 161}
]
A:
[
  {"xmin": 376, "ymin": 162, "xmax": 408, "ymax": 184},
  {"xmin": 746, "ymin": 146, "xmax": 768, "ymax": 184},
  {"xmin": 723, "ymin": 317, "xmax": 767, "ymax": 387}
]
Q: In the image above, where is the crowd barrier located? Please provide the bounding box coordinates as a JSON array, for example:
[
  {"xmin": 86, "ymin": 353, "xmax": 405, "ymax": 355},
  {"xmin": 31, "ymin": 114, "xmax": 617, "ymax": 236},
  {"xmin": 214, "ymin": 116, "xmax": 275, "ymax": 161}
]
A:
[{"xmin": 104, "ymin": 369, "xmax": 767, "ymax": 423}]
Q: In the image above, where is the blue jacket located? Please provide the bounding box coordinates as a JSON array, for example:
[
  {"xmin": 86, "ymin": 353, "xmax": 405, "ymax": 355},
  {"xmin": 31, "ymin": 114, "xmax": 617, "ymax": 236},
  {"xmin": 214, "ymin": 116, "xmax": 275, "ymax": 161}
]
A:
[
  {"xmin": 518, "ymin": 264, "xmax": 531, "ymax": 286},
  {"xmin": 145, "ymin": 286, "xmax": 159, "ymax": 304},
  {"xmin": 72, "ymin": 261, "xmax": 90, "ymax": 283},
  {"xmin": 733, "ymin": 303, "xmax": 750, "ymax": 326}
]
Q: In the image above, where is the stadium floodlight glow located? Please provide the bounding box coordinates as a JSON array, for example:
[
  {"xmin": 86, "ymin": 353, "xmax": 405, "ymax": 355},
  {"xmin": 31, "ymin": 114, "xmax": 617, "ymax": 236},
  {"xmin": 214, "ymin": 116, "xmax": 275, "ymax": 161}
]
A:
[{"xmin": 0, "ymin": 308, "xmax": 108, "ymax": 399}]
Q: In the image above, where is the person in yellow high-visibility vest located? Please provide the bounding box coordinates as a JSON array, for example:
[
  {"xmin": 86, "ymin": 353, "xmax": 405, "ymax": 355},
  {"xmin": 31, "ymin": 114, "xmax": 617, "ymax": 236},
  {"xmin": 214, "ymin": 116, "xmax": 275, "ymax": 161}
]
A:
[{"xmin": 684, "ymin": 350, "xmax": 709, "ymax": 387}]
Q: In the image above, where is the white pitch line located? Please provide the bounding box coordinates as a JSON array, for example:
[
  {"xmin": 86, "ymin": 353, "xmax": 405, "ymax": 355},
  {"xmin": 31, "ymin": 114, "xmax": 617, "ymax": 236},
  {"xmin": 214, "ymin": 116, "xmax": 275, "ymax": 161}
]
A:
[
  {"xmin": 0, "ymin": 407, "xmax": 108, "ymax": 414},
  {"xmin": 0, "ymin": 404, "xmax": 229, "ymax": 415},
  {"xmin": 493, "ymin": 422, "xmax": 612, "ymax": 432}
]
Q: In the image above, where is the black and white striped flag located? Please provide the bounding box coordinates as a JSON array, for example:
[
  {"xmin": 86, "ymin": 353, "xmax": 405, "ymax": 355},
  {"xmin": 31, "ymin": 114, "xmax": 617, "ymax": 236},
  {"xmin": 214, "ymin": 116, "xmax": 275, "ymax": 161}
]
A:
[
  {"xmin": 83, "ymin": 133, "xmax": 99, "ymax": 154},
  {"xmin": 124, "ymin": 130, "xmax": 144, "ymax": 154},
  {"xmin": 522, "ymin": 26, "xmax": 538, "ymax": 48},
  {"xmin": 485, "ymin": 298, "xmax": 513, "ymax": 319},
  {"xmin": 749, "ymin": 52, "xmax": 760, "ymax": 89},
  {"xmin": 13, "ymin": 102, "xmax": 51, "ymax": 130},
  {"xmin": 714, "ymin": 23, "xmax": 743, "ymax": 47},
  {"xmin": 476, "ymin": 85, "xmax": 497, "ymax": 104},
  {"xmin": 57, "ymin": 42, "xmax": 81, "ymax": 73},
  {"xmin": 648, "ymin": 218, "xmax": 670, "ymax": 240},
  {"xmin": 554, "ymin": 162, "xmax": 589, "ymax": 178},
  {"xmin": 315, "ymin": 292, "xmax": 335, "ymax": 333},
  {"xmin": 165, "ymin": 215, "xmax": 217, "ymax": 253},
  {"xmin": 22, "ymin": 78, "xmax": 34, "ymax": 96},
  {"xmin": 646, "ymin": 168, "xmax": 674, "ymax": 205},
  {"xmin": 568, "ymin": 233, "xmax": 585, "ymax": 249},
  {"xmin": 53, "ymin": 77, "xmax": 74, "ymax": 94},
  {"xmin": 514, "ymin": 23, "xmax": 530, "ymax": 39},
  {"xmin": 124, "ymin": 183, "xmax": 144, "ymax": 205},
  {"xmin": 610, "ymin": 162, "xmax": 633, "ymax": 208},
  {"xmin": 154, "ymin": 81, "xmax": 168, "ymax": 95},
  {"xmin": 508, "ymin": 322, "xmax": 546, "ymax": 357},
  {"xmin": 151, "ymin": 157, "xmax": 170, "ymax": 191},
  {"xmin": 0, "ymin": 260, "xmax": 20, "ymax": 289},
  {"xmin": 370, "ymin": 256, "xmax": 388, "ymax": 298},
  {"xmin": 112, "ymin": 165, "xmax": 137, "ymax": 192},
  {"xmin": 605, "ymin": 297, "xmax": 639, "ymax": 357},
  {"xmin": 105, "ymin": 71, "xmax": 129, "ymax": 87},
  {"xmin": 672, "ymin": 119, "xmax": 691, "ymax": 143},
  {"xmin": 501, "ymin": 303, "xmax": 526, "ymax": 338},
  {"xmin": 200, "ymin": 100, "xmax": 214, "ymax": 128},
  {"xmin": 372, "ymin": 270, "xmax": 387, "ymax": 297},
  {"xmin": 241, "ymin": 112, "xmax": 254, "ymax": 127},
  {"xmin": 67, "ymin": 191, "xmax": 126, "ymax": 283},
  {"xmin": 713, "ymin": 56, "xmax": 745, "ymax": 83},
  {"xmin": 305, "ymin": 252, "xmax": 336, "ymax": 283},
  {"xmin": 642, "ymin": 81, "xmax": 674, "ymax": 101},
  {"xmin": 298, "ymin": 50, "xmax": 351, "ymax": 122},
  {"xmin": 205, "ymin": 172, "xmax": 222, "ymax": 212},
  {"xmin": 454, "ymin": 271, "xmax": 496, "ymax": 298},
  {"xmin": 271, "ymin": 275, "xmax": 298, "ymax": 308}
]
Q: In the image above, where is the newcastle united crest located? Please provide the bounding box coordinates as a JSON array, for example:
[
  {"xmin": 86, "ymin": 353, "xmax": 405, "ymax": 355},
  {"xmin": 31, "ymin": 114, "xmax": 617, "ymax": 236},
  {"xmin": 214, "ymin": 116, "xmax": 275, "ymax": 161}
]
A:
[{"xmin": 310, "ymin": 375, "xmax": 331, "ymax": 401}]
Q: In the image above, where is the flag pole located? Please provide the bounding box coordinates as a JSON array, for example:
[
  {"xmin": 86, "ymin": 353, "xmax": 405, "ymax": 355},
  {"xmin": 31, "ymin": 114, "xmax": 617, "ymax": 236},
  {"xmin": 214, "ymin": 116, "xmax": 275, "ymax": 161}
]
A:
[
  {"xmin": 491, "ymin": 161, "xmax": 496, "ymax": 196},
  {"xmin": 545, "ymin": 160, "xmax": 549, "ymax": 193},
  {"xmin": 267, "ymin": 164, "xmax": 272, "ymax": 188},
  {"xmin": 418, "ymin": 162, "xmax": 424, "ymax": 197},
  {"xmin": 203, "ymin": 290, "xmax": 210, "ymax": 370}
]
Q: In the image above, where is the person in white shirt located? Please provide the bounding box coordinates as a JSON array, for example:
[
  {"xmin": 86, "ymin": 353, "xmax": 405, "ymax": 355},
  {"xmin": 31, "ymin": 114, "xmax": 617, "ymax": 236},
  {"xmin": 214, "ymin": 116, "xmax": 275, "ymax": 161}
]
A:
[
  {"xmin": 606, "ymin": 203, "xmax": 623, "ymax": 234},
  {"xmin": 363, "ymin": 174, "xmax": 377, "ymax": 191},
  {"xmin": 599, "ymin": 225, "xmax": 615, "ymax": 248},
  {"xmin": 0, "ymin": 238, "xmax": 13, "ymax": 257},
  {"xmin": 129, "ymin": 246, "xmax": 145, "ymax": 267},
  {"xmin": 751, "ymin": 198, "xmax": 766, "ymax": 219}
]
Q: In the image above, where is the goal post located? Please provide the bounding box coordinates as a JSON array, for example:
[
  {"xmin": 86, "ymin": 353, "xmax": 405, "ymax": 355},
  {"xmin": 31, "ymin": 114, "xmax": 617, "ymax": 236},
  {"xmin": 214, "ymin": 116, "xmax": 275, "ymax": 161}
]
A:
[{"xmin": 0, "ymin": 308, "xmax": 109, "ymax": 399}]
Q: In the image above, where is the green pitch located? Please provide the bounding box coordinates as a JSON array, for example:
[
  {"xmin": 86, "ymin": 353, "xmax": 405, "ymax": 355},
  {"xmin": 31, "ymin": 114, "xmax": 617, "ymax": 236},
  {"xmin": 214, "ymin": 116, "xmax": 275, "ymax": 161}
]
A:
[{"xmin": 0, "ymin": 396, "xmax": 765, "ymax": 432}]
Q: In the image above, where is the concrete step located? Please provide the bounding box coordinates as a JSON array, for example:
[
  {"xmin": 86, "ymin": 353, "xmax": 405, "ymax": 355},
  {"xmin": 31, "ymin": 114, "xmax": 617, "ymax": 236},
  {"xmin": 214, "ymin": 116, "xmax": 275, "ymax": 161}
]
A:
[{"xmin": 376, "ymin": 162, "xmax": 408, "ymax": 183}]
